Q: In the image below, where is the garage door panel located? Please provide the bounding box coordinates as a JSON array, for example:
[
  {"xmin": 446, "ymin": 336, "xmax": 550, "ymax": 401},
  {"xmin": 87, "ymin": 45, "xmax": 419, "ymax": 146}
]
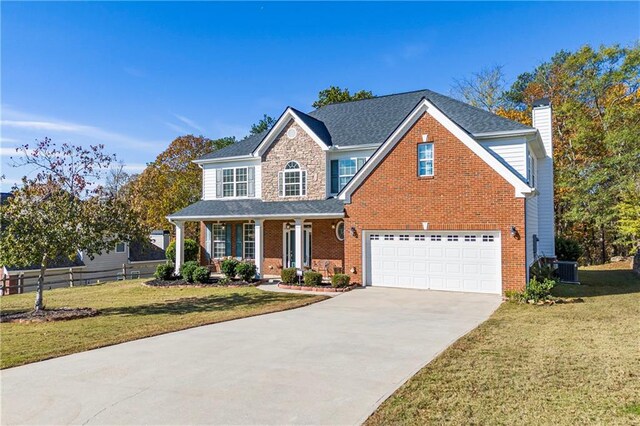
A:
[{"xmin": 367, "ymin": 231, "xmax": 501, "ymax": 294}]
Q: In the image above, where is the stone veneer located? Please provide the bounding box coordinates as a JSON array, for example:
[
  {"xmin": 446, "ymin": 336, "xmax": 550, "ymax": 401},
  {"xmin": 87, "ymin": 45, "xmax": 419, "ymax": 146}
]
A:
[{"xmin": 261, "ymin": 121, "xmax": 326, "ymax": 201}]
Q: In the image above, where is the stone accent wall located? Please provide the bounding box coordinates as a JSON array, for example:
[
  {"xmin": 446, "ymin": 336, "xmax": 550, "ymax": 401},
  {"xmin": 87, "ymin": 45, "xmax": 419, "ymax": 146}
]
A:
[
  {"xmin": 261, "ymin": 121, "xmax": 326, "ymax": 201},
  {"xmin": 343, "ymin": 112, "xmax": 528, "ymax": 294}
]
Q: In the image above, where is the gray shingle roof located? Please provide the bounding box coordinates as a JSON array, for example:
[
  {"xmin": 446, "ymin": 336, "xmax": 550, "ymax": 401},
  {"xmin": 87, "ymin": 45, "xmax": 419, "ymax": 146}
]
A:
[
  {"xmin": 129, "ymin": 240, "xmax": 166, "ymax": 262},
  {"xmin": 197, "ymin": 89, "xmax": 533, "ymax": 161},
  {"xmin": 168, "ymin": 198, "xmax": 345, "ymax": 219}
]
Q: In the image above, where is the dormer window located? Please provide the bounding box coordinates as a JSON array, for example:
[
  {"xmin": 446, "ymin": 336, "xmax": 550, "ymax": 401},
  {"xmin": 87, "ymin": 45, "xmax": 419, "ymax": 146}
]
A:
[{"xmin": 279, "ymin": 161, "xmax": 307, "ymax": 197}]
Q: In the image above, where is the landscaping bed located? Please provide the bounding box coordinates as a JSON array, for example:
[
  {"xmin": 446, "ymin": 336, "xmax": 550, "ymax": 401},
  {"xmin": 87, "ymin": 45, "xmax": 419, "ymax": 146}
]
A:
[
  {"xmin": 277, "ymin": 283, "xmax": 356, "ymax": 293},
  {"xmin": 144, "ymin": 278, "xmax": 262, "ymax": 288},
  {"xmin": 0, "ymin": 307, "xmax": 99, "ymax": 324}
]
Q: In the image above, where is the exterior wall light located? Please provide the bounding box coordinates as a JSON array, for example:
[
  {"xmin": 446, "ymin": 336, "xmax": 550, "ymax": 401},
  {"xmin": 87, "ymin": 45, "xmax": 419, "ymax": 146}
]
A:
[
  {"xmin": 349, "ymin": 226, "xmax": 357, "ymax": 237},
  {"xmin": 510, "ymin": 225, "xmax": 518, "ymax": 237}
]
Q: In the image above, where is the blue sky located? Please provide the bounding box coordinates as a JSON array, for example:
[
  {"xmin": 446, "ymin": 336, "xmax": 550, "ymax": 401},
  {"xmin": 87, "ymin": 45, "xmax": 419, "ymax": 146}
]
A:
[{"xmin": 1, "ymin": 1, "xmax": 638, "ymax": 190}]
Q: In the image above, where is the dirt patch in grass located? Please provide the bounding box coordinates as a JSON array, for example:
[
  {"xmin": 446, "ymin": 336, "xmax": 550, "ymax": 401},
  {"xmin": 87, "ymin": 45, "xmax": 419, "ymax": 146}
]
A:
[
  {"xmin": 366, "ymin": 262, "xmax": 640, "ymax": 425},
  {"xmin": 0, "ymin": 307, "xmax": 99, "ymax": 323}
]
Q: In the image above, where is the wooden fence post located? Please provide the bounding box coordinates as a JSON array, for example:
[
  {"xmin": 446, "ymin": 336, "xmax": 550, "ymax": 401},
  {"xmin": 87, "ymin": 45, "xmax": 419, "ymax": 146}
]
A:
[
  {"xmin": 18, "ymin": 273, "xmax": 24, "ymax": 294},
  {"xmin": 122, "ymin": 263, "xmax": 127, "ymax": 280},
  {"xmin": 69, "ymin": 268, "xmax": 74, "ymax": 287}
]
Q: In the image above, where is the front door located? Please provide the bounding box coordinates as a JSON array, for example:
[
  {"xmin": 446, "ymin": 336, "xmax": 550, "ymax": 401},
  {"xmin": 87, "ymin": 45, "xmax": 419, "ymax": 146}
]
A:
[{"xmin": 284, "ymin": 224, "xmax": 312, "ymax": 268}]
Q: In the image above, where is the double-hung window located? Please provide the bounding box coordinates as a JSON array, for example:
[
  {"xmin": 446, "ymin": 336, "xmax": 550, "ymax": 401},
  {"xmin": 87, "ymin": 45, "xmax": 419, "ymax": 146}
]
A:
[
  {"xmin": 243, "ymin": 223, "xmax": 255, "ymax": 259},
  {"xmin": 418, "ymin": 143, "xmax": 434, "ymax": 176},
  {"xmin": 222, "ymin": 167, "xmax": 248, "ymax": 197},
  {"xmin": 280, "ymin": 161, "xmax": 307, "ymax": 197},
  {"xmin": 212, "ymin": 224, "xmax": 226, "ymax": 258},
  {"xmin": 331, "ymin": 157, "xmax": 367, "ymax": 193}
]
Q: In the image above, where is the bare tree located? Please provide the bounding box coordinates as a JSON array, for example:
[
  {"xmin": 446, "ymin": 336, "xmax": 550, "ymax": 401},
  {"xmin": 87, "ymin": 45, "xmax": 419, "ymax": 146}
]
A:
[
  {"xmin": 451, "ymin": 65, "xmax": 507, "ymax": 112},
  {"xmin": 106, "ymin": 161, "xmax": 135, "ymax": 198}
]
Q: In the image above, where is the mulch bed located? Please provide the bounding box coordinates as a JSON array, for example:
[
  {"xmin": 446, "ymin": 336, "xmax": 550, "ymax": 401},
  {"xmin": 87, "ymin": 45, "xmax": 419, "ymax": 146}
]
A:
[
  {"xmin": 143, "ymin": 278, "xmax": 263, "ymax": 288},
  {"xmin": 0, "ymin": 308, "xmax": 99, "ymax": 324},
  {"xmin": 277, "ymin": 283, "xmax": 356, "ymax": 293}
]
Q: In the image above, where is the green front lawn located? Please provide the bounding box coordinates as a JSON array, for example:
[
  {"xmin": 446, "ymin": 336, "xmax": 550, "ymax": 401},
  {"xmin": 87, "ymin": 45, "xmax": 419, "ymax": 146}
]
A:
[
  {"xmin": 0, "ymin": 280, "xmax": 326, "ymax": 369},
  {"xmin": 367, "ymin": 262, "xmax": 640, "ymax": 425}
]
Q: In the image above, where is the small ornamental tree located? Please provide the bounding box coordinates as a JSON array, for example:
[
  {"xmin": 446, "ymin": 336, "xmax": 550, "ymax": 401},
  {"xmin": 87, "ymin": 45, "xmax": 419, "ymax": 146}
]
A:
[{"xmin": 0, "ymin": 138, "xmax": 147, "ymax": 311}]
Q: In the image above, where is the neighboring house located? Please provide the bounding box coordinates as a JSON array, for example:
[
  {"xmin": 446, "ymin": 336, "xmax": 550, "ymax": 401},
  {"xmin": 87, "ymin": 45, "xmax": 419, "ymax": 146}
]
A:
[
  {"xmin": 2, "ymin": 231, "xmax": 169, "ymax": 295},
  {"xmin": 168, "ymin": 90, "xmax": 554, "ymax": 295}
]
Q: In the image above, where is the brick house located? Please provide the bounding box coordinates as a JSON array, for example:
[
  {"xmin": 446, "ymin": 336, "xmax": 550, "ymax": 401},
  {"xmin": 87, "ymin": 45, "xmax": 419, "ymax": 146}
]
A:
[{"xmin": 168, "ymin": 90, "xmax": 554, "ymax": 294}]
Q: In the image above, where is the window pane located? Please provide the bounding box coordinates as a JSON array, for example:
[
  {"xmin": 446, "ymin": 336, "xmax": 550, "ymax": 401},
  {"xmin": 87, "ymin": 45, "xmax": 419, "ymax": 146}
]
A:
[
  {"xmin": 223, "ymin": 183, "xmax": 234, "ymax": 197},
  {"xmin": 285, "ymin": 183, "xmax": 300, "ymax": 196},
  {"xmin": 284, "ymin": 171, "xmax": 300, "ymax": 184},
  {"xmin": 236, "ymin": 182, "xmax": 247, "ymax": 197},
  {"xmin": 418, "ymin": 143, "xmax": 433, "ymax": 160},
  {"xmin": 236, "ymin": 168, "xmax": 247, "ymax": 182},
  {"xmin": 338, "ymin": 176, "xmax": 350, "ymax": 190},
  {"xmin": 339, "ymin": 159, "xmax": 356, "ymax": 176},
  {"xmin": 223, "ymin": 169, "xmax": 234, "ymax": 182}
]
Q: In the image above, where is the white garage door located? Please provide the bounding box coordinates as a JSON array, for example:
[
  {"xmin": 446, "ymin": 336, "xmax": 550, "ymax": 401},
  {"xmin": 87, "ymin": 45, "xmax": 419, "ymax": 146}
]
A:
[{"xmin": 365, "ymin": 231, "xmax": 501, "ymax": 294}]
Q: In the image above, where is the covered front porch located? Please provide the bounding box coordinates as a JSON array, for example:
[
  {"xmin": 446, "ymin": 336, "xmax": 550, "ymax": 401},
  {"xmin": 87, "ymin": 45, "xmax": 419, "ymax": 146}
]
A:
[{"xmin": 167, "ymin": 199, "xmax": 345, "ymax": 278}]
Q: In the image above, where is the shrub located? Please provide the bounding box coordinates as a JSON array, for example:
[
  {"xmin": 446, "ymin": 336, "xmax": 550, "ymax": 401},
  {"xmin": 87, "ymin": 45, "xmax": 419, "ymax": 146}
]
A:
[
  {"xmin": 556, "ymin": 236, "xmax": 583, "ymax": 261},
  {"xmin": 220, "ymin": 258, "xmax": 239, "ymax": 279},
  {"xmin": 180, "ymin": 260, "xmax": 200, "ymax": 283},
  {"xmin": 192, "ymin": 266, "xmax": 210, "ymax": 284},
  {"xmin": 218, "ymin": 276, "xmax": 231, "ymax": 285},
  {"xmin": 331, "ymin": 274, "xmax": 351, "ymax": 288},
  {"xmin": 530, "ymin": 261, "xmax": 557, "ymax": 282},
  {"xmin": 166, "ymin": 239, "xmax": 199, "ymax": 263},
  {"xmin": 523, "ymin": 277, "xmax": 556, "ymax": 302},
  {"xmin": 281, "ymin": 268, "xmax": 298, "ymax": 284},
  {"xmin": 304, "ymin": 271, "xmax": 323, "ymax": 287},
  {"xmin": 154, "ymin": 263, "xmax": 174, "ymax": 280},
  {"xmin": 236, "ymin": 261, "xmax": 257, "ymax": 282}
]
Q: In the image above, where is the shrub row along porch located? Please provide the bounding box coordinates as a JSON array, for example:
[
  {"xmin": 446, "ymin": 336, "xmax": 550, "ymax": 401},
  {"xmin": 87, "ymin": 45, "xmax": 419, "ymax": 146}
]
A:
[{"xmin": 167, "ymin": 199, "xmax": 346, "ymax": 278}]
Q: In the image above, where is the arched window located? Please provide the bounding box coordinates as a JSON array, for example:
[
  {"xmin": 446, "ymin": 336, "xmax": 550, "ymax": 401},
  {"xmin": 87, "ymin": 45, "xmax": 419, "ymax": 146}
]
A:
[{"xmin": 279, "ymin": 161, "xmax": 307, "ymax": 197}]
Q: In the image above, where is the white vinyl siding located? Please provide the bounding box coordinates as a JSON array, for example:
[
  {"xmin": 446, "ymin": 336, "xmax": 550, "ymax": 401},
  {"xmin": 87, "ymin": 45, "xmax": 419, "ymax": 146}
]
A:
[
  {"xmin": 533, "ymin": 105, "xmax": 555, "ymax": 257},
  {"xmin": 526, "ymin": 194, "xmax": 540, "ymax": 268},
  {"xmin": 480, "ymin": 137, "xmax": 527, "ymax": 179},
  {"xmin": 202, "ymin": 160, "xmax": 261, "ymax": 200}
]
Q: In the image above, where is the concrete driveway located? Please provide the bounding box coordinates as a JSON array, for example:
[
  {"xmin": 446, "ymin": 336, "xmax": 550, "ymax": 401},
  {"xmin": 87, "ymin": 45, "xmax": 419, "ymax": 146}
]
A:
[{"xmin": 1, "ymin": 287, "xmax": 501, "ymax": 425}]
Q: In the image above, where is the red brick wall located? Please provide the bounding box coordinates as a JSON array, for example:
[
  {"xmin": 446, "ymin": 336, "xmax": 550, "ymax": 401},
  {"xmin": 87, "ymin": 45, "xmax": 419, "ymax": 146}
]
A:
[
  {"xmin": 343, "ymin": 112, "xmax": 527, "ymax": 293},
  {"xmin": 200, "ymin": 219, "xmax": 344, "ymax": 278}
]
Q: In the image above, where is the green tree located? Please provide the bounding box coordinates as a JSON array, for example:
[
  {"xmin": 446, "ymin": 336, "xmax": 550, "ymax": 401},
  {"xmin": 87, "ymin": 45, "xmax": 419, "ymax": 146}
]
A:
[
  {"xmin": 128, "ymin": 135, "xmax": 235, "ymax": 239},
  {"xmin": 250, "ymin": 114, "xmax": 276, "ymax": 135},
  {"xmin": 0, "ymin": 139, "xmax": 147, "ymax": 311},
  {"xmin": 499, "ymin": 43, "xmax": 640, "ymax": 263},
  {"xmin": 312, "ymin": 86, "xmax": 374, "ymax": 108}
]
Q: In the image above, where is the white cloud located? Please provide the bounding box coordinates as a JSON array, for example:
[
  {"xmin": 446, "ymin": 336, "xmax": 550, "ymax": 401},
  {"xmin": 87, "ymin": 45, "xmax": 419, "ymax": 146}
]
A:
[
  {"xmin": 1, "ymin": 107, "xmax": 159, "ymax": 150},
  {"xmin": 164, "ymin": 122, "xmax": 190, "ymax": 134},
  {"xmin": 174, "ymin": 114, "xmax": 204, "ymax": 133}
]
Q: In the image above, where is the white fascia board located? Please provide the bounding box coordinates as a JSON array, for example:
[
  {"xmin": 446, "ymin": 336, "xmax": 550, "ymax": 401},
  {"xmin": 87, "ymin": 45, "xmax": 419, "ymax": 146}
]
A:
[
  {"xmin": 166, "ymin": 212, "xmax": 344, "ymax": 221},
  {"xmin": 338, "ymin": 98, "xmax": 534, "ymax": 202},
  {"xmin": 329, "ymin": 143, "xmax": 381, "ymax": 151},
  {"xmin": 192, "ymin": 155, "xmax": 255, "ymax": 165},
  {"xmin": 472, "ymin": 129, "xmax": 537, "ymax": 139},
  {"xmin": 526, "ymin": 132, "xmax": 546, "ymax": 158},
  {"xmin": 253, "ymin": 108, "xmax": 329, "ymax": 156}
]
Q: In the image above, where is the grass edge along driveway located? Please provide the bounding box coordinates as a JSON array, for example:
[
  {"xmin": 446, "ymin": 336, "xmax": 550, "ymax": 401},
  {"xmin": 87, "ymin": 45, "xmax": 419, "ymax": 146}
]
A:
[
  {"xmin": 0, "ymin": 280, "xmax": 326, "ymax": 369},
  {"xmin": 366, "ymin": 262, "xmax": 640, "ymax": 425}
]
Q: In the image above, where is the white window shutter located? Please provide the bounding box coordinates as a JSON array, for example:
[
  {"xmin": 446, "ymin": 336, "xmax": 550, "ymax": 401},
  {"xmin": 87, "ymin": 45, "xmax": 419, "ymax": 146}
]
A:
[
  {"xmin": 248, "ymin": 166, "xmax": 255, "ymax": 197},
  {"xmin": 278, "ymin": 171, "xmax": 283, "ymax": 196}
]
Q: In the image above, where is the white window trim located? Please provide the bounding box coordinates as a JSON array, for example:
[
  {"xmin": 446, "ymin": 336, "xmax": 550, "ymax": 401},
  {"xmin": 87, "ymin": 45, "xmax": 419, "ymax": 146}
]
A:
[
  {"xmin": 243, "ymin": 223, "xmax": 255, "ymax": 259},
  {"xmin": 221, "ymin": 166, "xmax": 249, "ymax": 198},
  {"xmin": 335, "ymin": 221, "xmax": 345, "ymax": 241},
  {"xmin": 418, "ymin": 143, "xmax": 434, "ymax": 177},
  {"xmin": 212, "ymin": 224, "xmax": 226, "ymax": 259},
  {"xmin": 281, "ymin": 161, "xmax": 306, "ymax": 197},
  {"xmin": 336, "ymin": 157, "xmax": 368, "ymax": 194}
]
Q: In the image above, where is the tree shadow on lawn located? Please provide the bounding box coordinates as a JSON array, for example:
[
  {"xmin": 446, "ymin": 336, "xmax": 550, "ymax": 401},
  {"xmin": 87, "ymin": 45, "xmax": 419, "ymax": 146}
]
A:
[
  {"xmin": 553, "ymin": 267, "xmax": 640, "ymax": 298},
  {"xmin": 98, "ymin": 292, "xmax": 307, "ymax": 317}
]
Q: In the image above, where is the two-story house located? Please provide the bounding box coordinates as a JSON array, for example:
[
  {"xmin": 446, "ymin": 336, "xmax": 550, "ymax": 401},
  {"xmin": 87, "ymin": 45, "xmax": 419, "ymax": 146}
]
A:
[{"xmin": 168, "ymin": 90, "xmax": 554, "ymax": 295}]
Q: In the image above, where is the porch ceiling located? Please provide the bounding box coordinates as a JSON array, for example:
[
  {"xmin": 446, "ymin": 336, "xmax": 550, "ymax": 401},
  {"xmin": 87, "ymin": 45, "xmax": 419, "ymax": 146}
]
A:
[{"xmin": 167, "ymin": 198, "xmax": 345, "ymax": 221}]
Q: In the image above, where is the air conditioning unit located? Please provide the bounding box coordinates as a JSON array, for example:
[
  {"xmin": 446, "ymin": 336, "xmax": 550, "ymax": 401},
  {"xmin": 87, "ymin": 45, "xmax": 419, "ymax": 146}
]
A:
[{"xmin": 555, "ymin": 261, "xmax": 579, "ymax": 284}]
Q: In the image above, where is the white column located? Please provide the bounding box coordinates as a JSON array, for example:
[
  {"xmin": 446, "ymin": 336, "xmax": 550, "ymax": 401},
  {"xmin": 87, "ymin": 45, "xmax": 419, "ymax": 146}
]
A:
[
  {"xmin": 294, "ymin": 218, "xmax": 304, "ymax": 270},
  {"xmin": 254, "ymin": 219, "xmax": 264, "ymax": 278},
  {"xmin": 174, "ymin": 221, "xmax": 185, "ymax": 274}
]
